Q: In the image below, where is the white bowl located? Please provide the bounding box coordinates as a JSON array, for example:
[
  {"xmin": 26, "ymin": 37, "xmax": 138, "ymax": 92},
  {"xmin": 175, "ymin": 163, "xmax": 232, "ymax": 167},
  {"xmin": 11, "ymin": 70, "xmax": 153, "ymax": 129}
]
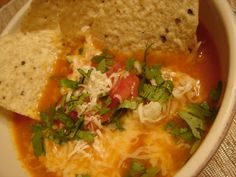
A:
[
  {"xmin": 176, "ymin": 0, "xmax": 236, "ymax": 176},
  {"xmin": 0, "ymin": 0, "xmax": 236, "ymax": 177}
]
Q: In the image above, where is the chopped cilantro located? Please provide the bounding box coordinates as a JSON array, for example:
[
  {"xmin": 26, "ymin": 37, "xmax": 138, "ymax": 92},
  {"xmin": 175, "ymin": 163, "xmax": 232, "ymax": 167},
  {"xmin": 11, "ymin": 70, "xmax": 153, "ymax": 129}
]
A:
[
  {"xmin": 126, "ymin": 160, "xmax": 160, "ymax": 177},
  {"xmin": 129, "ymin": 160, "xmax": 145, "ymax": 176},
  {"xmin": 77, "ymin": 68, "xmax": 92, "ymax": 84},
  {"xmin": 139, "ymin": 83, "xmax": 172, "ymax": 103},
  {"xmin": 165, "ymin": 121, "xmax": 194, "ymax": 142},
  {"xmin": 144, "ymin": 65, "xmax": 164, "ymax": 85},
  {"xmin": 47, "ymin": 129, "xmax": 69, "ymax": 145},
  {"xmin": 143, "ymin": 43, "xmax": 154, "ymax": 64},
  {"xmin": 178, "ymin": 103, "xmax": 212, "ymax": 139},
  {"xmin": 60, "ymin": 79, "xmax": 79, "ymax": 89},
  {"xmin": 40, "ymin": 111, "xmax": 52, "ymax": 128},
  {"xmin": 126, "ymin": 58, "xmax": 135, "ymax": 71},
  {"xmin": 119, "ymin": 100, "xmax": 137, "ymax": 110},
  {"xmin": 55, "ymin": 108, "xmax": 74, "ymax": 128},
  {"xmin": 77, "ymin": 130, "xmax": 95, "ymax": 143},
  {"xmin": 32, "ymin": 124, "xmax": 45, "ymax": 158},
  {"xmin": 65, "ymin": 93, "xmax": 90, "ymax": 112},
  {"xmin": 111, "ymin": 109, "xmax": 127, "ymax": 130},
  {"xmin": 95, "ymin": 105, "xmax": 110, "ymax": 115},
  {"xmin": 210, "ymin": 81, "xmax": 222, "ymax": 101},
  {"xmin": 91, "ymin": 50, "xmax": 114, "ymax": 63},
  {"xmin": 97, "ymin": 59, "xmax": 107, "ymax": 73}
]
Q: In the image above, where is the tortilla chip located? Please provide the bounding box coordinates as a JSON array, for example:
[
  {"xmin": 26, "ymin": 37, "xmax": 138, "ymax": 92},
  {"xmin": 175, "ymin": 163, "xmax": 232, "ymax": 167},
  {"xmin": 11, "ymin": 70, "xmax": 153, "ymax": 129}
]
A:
[
  {"xmin": 21, "ymin": 0, "xmax": 198, "ymax": 53},
  {"xmin": 0, "ymin": 30, "xmax": 62, "ymax": 120}
]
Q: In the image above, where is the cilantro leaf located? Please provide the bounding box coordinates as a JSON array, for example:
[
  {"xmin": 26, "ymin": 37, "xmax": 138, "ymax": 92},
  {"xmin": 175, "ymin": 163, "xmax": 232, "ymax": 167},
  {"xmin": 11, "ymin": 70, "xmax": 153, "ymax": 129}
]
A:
[
  {"xmin": 91, "ymin": 50, "xmax": 114, "ymax": 63},
  {"xmin": 60, "ymin": 79, "xmax": 79, "ymax": 89},
  {"xmin": 178, "ymin": 103, "xmax": 212, "ymax": 139},
  {"xmin": 210, "ymin": 81, "xmax": 222, "ymax": 101},
  {"xmin": 165, "ymin": 121, "xmax": 194, "ymax": 142},
  {"xmin": 55, "ymin": 108, "xmax": 74, "ymax": 128},
  {"xmin": 97, "ymin": 59, "xmax": 107, "ymax": 73},
  {"xmin": 40, "ymin": 111, "xmax": 52, "ymax": 128},
  {"xmin": 143, "ymin": 43, "xmax": 154, "ymax": 64},
  {"xmin": 77, "ymin": 69, "xmax": 92, "ymax": 84},
  {"xmin": 65, "ymin": 93, "xmax": 90, "ymax": 112},
  {"xmin": 77, "ymin": 130, "xmax": 95, "ymax": 143},
  {"xmin": 139, "ymin": 84, "xmax": 172, "ymax": 103},
  {"xmin": 126, "ymin": 58, "xmax": 135, "ymax": 71},
  {"xmin": 129, "ymin": 160, "xmax": 145, "ymax": 176},
  {"xmin": 118, "ymin": 100, "xmax": 137, "ymax": 110},
  {"xmin": 95, "ymin": 105, "xmax": 110, "ymax": 115},
  {"xmin": 32, "ymin": 124, "xmax": 45, "ymax": 158},
  {"xmin": 126, "ymin": 160, "xmax": 160, "ymax": 177},
  {"xmin": 144, "ymin": 65, "xmax": 164, "ymax": 85}
]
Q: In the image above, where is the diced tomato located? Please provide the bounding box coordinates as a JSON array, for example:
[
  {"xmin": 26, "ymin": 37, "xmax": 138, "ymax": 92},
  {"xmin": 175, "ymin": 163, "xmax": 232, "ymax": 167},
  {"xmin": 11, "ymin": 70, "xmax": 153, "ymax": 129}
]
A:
[
  {"xmin": 110, "ymin": 73, "xmax": 139, "ymax": 101},
  {"xmin": 106, "ymin": 61, "xmax": 125, "ymax": 77},
  {"xmin": 101, "ymin": 74, "xmax": 139, "ymax": 123}
]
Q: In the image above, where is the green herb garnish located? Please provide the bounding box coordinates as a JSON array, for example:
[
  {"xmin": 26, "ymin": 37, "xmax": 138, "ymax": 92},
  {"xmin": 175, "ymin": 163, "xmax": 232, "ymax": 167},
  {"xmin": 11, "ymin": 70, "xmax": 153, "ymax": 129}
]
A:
[
  {"xmin": 178, "ymin": 102, "xmax": 212, "ymax": 139},
  {"xmin": 210, "ymin": 81, "xmax": 222, "ymax": 101},
  {"xmin": 125, "ymin": 58, "xmax": 135, "ymax": 71},
  {"xmin": 91, "ymin": 50, "xmax": 113, "ymax": 63},
  {"xmin": 139, "ymin": 83, "xmax": 172, "ymax": 103},
  {"xmin": 126, "ymin": 160, "xmax": 160, "ymax": 177},
  {"xmin": 97, "ymin": 59, "xmax": 107, "ymax": 73},
  {"xmin": 77, "ymin": 68, "xmax": 92, "ymax": 84},
  {"xmin": 77, "ymin": 130, "xmax": 95, "ymax": 143},
  {"xmin": 165, "ymin": 121, "xmax": 194, "ymax": 142},
  {"xmin": 95, "ymin": 105, "xmax": 110, "ymax": 115},
  {"xmin": 118, "ymin": 100, "xmax": 137, "ymax": 110},
  {"xmin": 60, "ymin": 79, "xmax": 79, "ymax": 89},
  {"xmin": 32, "ymin": 124, "xmax": 45, "ymax": 158}
]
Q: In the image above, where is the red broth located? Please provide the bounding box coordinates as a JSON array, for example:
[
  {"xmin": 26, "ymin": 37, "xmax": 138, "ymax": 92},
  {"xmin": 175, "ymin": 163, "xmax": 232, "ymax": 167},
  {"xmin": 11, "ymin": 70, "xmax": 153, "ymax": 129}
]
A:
[{"xmin": 11, "ymin": 24, "xmax": 221, "ymax": 177}]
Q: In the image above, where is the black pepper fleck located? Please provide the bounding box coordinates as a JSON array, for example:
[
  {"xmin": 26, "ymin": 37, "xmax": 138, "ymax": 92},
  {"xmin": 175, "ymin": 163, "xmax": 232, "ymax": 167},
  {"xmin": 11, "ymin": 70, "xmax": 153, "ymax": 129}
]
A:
[
  {"xmin": 104, "ymin": 34, "xmax": 108, "ymax": 38},
  {"xmin": 21, "ymin": 61, "xmax": 26, "ymax": 65},
  {"xmin": 175, "ymin": 18, "xmax": 182, "ymax": 25},
  {"xmin": 187, "ymin": 9, "xmax": 194, "ymax": 15},
  {"xmin": 2, "ymin": 96, "xmax": 6, "ymax": 100},
  {"xmin": 160, "ymin": 35, "xmax": 167, "ymax": 43},
  {"xmin": 20, "ymin": 91, "xmax": 25, "ymax": 96},
  {"xmin": 33, "ymin": 66, "xmax": 37, "ymax": 70}
]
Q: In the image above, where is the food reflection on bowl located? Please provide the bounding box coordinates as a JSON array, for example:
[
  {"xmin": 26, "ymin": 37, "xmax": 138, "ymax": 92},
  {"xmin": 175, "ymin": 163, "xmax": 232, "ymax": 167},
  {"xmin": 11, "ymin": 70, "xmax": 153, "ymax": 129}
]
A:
[{"xmin": 0, "ymin": 0, "xmax": 236, "ymax": 177}]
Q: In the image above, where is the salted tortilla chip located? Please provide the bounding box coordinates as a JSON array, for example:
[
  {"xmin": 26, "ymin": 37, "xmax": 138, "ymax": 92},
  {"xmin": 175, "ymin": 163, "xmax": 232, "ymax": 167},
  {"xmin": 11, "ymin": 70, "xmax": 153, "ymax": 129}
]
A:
[
  {"xmin": 21, "ymin": 0, "xmax": 198, "ymax": 53},
  {"xmin": 0, "ymin": 30, "xmax": 62, "ymax": 120}
]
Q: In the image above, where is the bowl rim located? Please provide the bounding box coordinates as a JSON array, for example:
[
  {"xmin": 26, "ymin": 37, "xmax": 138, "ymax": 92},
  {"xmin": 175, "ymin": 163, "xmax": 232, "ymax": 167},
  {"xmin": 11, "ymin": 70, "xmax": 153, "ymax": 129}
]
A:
[
  {"xmin": 1, "ymin": 0, "xmax": 236, "ymax": 177},
  {"xmin": 175, "ymin": 1, "xmax": 236, "ymax": 176}
]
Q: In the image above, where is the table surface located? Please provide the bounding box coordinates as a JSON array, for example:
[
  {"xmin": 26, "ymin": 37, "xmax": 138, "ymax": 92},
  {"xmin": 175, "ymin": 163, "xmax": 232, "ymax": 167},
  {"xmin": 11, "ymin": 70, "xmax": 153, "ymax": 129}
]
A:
[{"xmin": 0, "ymin": 0, "xmax": 236, "ymax": 177}]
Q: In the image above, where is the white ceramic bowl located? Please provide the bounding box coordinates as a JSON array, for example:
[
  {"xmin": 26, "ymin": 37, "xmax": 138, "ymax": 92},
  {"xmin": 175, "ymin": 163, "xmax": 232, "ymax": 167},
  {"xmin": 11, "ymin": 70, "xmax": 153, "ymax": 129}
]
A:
[{"xmin": 0, "ymin": 0, "xmax": 236, "ymax": 177}]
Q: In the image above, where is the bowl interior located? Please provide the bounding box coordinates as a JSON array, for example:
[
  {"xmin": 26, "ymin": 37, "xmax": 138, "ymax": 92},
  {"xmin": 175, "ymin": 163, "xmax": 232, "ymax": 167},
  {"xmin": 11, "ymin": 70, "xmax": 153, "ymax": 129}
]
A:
[
  {"xmin": 176, "ymin": 0, "xmax": 236, "ymax": 176},
  {"xmin": 1, "ymin": 0, "xmax": 236, "ymax": 177}
]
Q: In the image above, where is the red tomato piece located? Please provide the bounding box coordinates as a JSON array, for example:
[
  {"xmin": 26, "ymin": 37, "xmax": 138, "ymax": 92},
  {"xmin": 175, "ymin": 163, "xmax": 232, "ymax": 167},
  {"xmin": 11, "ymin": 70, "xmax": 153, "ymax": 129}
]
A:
[
  {"xmin": 110, "ymin": 73, "xmax": 139, "ymax": 101},
  {"xmin": 106, "ymin": 61, "xmax": 125, "ymax": 77}
]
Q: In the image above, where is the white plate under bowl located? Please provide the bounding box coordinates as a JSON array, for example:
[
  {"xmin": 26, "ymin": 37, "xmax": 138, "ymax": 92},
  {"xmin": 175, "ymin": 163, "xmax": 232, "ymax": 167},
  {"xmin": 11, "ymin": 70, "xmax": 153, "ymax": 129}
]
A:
[{"xmin": 1, "ymin": 0, "xmax": 236, "ymax": 177}]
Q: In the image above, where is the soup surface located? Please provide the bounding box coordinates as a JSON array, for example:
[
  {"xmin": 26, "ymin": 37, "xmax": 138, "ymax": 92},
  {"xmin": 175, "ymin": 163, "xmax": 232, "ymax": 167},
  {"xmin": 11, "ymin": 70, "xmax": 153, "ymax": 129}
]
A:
[{"xmin": 11, "ymin": 25, "xmax": 222, "ymax": 177}]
